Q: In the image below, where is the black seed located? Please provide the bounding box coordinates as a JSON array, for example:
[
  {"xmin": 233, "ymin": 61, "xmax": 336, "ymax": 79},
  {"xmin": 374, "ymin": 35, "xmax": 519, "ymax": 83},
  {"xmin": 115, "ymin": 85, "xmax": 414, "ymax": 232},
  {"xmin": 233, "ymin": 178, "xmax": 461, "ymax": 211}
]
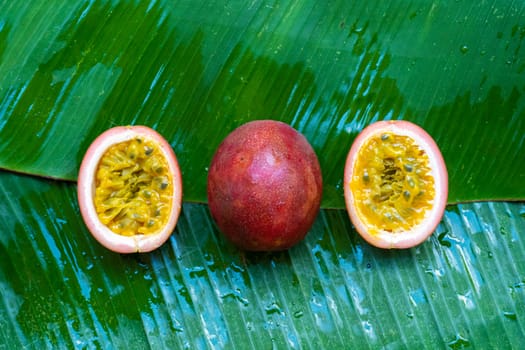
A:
[
  {"xmin": 384, "ymin": 157, "xmax": 394, "ymax": 166},
  {"xmin": 381, "ymin": 133, "xmax": 390, "ymax": 141},
  {"xmin": 375, "ymin": 194, "xmax": 389, "ymax": 202},
  {"xmin": 404, "ymin": 164, "xmax": 413, "ymax": 172},
  {"xmin": 384, "ymin": 168, "xmax": 396, "ymax": 176}
]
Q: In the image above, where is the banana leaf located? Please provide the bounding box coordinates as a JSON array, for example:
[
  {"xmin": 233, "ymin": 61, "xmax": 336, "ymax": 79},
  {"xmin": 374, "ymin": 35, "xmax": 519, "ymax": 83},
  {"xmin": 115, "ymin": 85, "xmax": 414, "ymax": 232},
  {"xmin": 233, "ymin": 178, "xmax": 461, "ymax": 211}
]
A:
[
  {"xmin": 0, "ymin": 0, "xmax": 523, "ymax": 206},
  {"xmin": 0, "ymin": 171, "xmax": 524, "ymax": 348},
  {"xmin": 0, "ymin": 1, "xmax": 524, "ymax": 349}
]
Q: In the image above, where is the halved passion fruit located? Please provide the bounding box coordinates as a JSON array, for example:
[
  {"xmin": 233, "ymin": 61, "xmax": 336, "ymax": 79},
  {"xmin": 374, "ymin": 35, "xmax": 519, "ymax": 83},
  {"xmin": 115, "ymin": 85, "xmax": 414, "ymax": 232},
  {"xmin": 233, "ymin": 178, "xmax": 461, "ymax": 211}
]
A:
[
  {"xmin": 344, "ymin": 120, "xmax": 448, "ymax": 249},
  {"xmin": 77, "ymin": 126, "xmax": 183, "ymax": 253}
]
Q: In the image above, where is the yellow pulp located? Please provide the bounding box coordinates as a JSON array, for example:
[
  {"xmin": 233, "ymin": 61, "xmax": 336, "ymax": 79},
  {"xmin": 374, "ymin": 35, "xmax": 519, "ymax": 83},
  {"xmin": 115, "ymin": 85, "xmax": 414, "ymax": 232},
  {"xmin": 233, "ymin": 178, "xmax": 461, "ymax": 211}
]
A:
[
  {"xmin": 94, "ymin": 137, "xmax": 172, "ymax": 236},
  {"xmin": 350, "ymin": 132, "xmax": 435, "ymax": 234}
]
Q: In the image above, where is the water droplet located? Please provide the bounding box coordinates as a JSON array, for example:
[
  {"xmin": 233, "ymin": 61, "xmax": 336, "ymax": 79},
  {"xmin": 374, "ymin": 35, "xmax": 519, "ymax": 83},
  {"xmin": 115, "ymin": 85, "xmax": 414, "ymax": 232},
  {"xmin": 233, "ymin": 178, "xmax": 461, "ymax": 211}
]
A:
[
  {"xmin": 409, "ymin": 288, "xmax": 428, "ymax": 306},
  {"xmin": 425, "ymin": 267, "xmax": 445, "ymax": 279},
  {"xmin": 353, "ymin": 26, "xmax": 364, "ymax": 34},
  {"xmin": 188, "ymin": 266, "xmax": 206, "ymax": 278},
  {"xmin": 173, "ymin": 324, "xmax": 184, "ymax": 333},
  {"xmin": 447, "ymin": 334, "xmax": 471, "ymax": 349},
  {"xmin": 220, "ymin": 289, "xmax": 249, "ymax": 306},
  {"xmin": 503, "ymin": 311, "xmax": 517, "ymax": 321},
  {"xmin": 293, "ymin": 310, "xmax": 304, "ymax": 318},
  {"xmin": 457, "ymin": 291, "xmax": 475, "ymax": 310},
  {"xmin": 438, "ymin": 231, "xmax": 452, "ymax": 247},
  {"xmin": 361, "ymin": 320, "xmax": 375, "ymax": 337},
  {"xmin": 265, "ymin": 301, "xmax": 283, "ymax": 315},
  {"xmin": 460, "ymin": 45, "xmax": 469, "ymax": 54}
]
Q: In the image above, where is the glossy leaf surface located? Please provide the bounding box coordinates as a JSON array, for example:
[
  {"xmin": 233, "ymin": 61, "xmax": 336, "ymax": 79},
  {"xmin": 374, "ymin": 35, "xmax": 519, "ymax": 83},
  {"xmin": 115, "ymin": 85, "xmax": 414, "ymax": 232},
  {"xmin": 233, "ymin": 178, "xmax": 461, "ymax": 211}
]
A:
[
  {"xmin": 0, "ymin": 171, "xmax": 524, "ymax": 348},
  {"xmin": 0, "ymin": 1, "xmax": 524, "ymax": 348},
  {"xmin": 0, "ymin": 1, "xmax": 524, "ymax": 207}
]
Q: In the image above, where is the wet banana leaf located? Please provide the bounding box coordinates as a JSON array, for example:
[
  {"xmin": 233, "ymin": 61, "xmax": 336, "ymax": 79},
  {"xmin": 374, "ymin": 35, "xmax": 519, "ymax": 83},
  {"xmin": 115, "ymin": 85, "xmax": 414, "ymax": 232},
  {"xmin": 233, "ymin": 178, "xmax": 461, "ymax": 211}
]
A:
[
  {"xmin": 0, "ymin": 171, "xmax": 524, "ymax": 348},
  {"xmin": 0, "ymin": 1, "xmax": 524, "ymax": 348},
  {"xmin": 0, "ymin": 1, "xmax": 524, "ymax": 207}
]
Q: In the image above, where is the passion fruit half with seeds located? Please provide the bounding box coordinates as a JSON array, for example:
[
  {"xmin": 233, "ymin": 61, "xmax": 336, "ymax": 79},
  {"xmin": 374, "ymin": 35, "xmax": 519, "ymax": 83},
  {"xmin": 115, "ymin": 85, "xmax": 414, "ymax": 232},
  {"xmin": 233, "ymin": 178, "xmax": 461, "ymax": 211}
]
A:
[
  {"xmin": 207, "ymin": 120, "xmax": 323, "ymax": 251},
  {"xmin": 77, "ymin": 126, "xmax": 182, "ymax": 253},
  {"xmin": 344, "ymin": 120, "xmax": 448, "ymax": 249}
]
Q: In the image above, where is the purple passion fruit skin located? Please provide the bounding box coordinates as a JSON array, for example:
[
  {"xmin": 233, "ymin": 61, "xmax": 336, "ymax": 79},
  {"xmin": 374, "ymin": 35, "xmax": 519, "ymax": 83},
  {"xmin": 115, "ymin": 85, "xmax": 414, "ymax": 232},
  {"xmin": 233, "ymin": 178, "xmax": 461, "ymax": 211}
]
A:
[{"xmin": 207, "ymin": 120, "xmax": 323, "ymax": 252}]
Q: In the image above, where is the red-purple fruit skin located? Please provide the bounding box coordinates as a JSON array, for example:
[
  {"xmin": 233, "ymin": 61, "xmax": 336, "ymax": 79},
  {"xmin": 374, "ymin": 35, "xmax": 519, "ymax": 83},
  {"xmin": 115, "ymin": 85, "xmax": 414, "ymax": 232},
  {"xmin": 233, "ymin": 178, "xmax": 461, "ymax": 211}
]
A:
[{"xmin": 207, "ymin": 120, "xmax": 323, "ymax": 251}]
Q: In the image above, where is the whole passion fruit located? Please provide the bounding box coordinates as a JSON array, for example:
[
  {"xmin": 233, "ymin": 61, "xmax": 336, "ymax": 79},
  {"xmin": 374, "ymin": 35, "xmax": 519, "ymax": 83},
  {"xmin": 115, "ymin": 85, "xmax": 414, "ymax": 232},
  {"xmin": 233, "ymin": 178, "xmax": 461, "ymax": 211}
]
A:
[
  {"xmin": 77, "ymin": 125, "xmax": 183, "ymax": 253},
  {"xmin": 207, "ymin": 120, "xmax": 323, "ymax": 251},
  {"xmin": 344, "ymin": 120, "xmax": 448, "ymax": 249}
]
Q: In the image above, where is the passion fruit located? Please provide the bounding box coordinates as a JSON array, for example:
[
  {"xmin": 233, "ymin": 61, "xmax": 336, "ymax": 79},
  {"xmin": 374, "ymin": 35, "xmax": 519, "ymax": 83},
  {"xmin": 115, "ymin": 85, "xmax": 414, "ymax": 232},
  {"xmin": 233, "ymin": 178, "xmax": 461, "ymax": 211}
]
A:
[
  {"xmin": 77, "ymin": 125, "xmax": 183, "ymax": 253},
  {"xmin": 207, "ymin": 120, "xmax": 323, "ymax": 251},
  {"xmin": 344, "ymin": 120, "xmax": 448, "ymax": 249}
]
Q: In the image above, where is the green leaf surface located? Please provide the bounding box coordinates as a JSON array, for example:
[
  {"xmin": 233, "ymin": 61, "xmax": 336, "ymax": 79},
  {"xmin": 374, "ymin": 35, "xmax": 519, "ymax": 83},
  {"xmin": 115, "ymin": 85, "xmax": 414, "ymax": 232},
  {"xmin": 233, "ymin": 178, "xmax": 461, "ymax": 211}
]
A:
[
  {"xmin": 0, "ymin": 1, "xmax": 524, "ymax": 207},
  {"xmin": 0, "ymin": 171, "xmax": 524, "ymax": 348}
]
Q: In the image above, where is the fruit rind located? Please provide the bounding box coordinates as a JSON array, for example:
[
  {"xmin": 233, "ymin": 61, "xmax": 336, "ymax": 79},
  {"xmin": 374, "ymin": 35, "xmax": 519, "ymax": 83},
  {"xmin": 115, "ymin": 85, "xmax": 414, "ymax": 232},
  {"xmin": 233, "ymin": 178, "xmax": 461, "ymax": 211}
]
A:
[
  {"xmin": 77, "ymin": 125, "xmax": 182, "ymax": 253},
  {"xmin": 344, "ymin": 120, "xmax": 448, "ymax": 249},
  {"xmin": 207, "ymin": 120, "xmax": 323, "ymax": 251}
]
